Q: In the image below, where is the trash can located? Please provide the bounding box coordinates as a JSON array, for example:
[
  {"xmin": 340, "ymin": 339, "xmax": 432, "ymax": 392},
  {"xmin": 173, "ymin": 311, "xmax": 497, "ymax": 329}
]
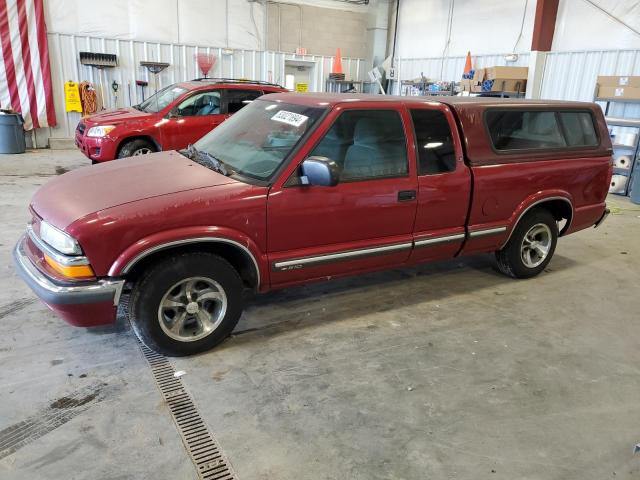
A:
[
  {"xmin": 0, "ymin": 113, "xmax": 26, "ymax": 154},
  {"xmin": 630, "ymin": 160, "xmax": 640, "ymax": 205}
]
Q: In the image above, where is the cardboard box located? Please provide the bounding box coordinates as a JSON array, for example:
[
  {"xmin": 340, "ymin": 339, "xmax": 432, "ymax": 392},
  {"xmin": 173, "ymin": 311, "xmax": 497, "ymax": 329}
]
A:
[
  {"xmin": 485, "ymin": 66, "xmax": 528, "ymax": 80},
  {"xmin": 597, "ymin": 76, "xmax": 640, "ymax": 88},
  {"xmin": 486, "ymin": 78, "xmax": 527, "ymax": 92},
  {"xmin": 472, "ymin": 68, "xmax": 486, "ymax": 83},
  {"xmin": 598, "ymin": 86, "xmax": 640, "ymax": 100},
  {"xmin": 460, "ymin": 79, "xmax": 473, "ymax": 91}
]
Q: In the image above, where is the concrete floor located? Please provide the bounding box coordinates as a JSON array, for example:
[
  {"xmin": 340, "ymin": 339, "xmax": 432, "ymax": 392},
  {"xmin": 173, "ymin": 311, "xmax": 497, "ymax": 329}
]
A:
[{"xmin": 1, "ymin": 149, "xmax": 639, "ymax": 480}]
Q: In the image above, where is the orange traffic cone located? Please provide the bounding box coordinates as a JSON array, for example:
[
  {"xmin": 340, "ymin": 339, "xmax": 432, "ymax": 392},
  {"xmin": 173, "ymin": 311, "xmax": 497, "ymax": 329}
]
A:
[
  {"xmin": 464, "ymin": 51, "xmax": 472, "ymax": 75},
  {"xmin": 332, "ymin": 48, "xmax": 343, "ymax": 74}
]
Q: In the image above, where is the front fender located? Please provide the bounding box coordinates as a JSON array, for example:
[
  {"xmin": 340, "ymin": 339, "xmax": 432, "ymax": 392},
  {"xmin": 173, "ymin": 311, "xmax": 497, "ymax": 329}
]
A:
[{"xmin": 108, "ymin": 226, "xmax": 268, "ymax": 289}]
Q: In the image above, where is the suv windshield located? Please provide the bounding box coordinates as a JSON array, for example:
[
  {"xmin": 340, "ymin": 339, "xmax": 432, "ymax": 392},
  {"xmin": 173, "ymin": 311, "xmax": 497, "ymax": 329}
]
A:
[
  {"xmin": 193, "ymin": 99, "xmax": 325, "ymax": 181},
  {"xmin": 137, "ymin": 85, "xmax": 188, "ymax": 113}
]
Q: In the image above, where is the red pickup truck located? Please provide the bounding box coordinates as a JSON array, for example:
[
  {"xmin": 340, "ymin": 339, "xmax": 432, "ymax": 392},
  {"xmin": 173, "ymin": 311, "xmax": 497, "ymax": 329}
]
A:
[{"xmin": 14, "ymin": 94, "xmax": 612, "ymax": 356}]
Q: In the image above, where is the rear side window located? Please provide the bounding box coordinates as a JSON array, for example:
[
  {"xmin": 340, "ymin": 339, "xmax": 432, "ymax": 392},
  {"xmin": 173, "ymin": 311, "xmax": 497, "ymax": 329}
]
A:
[
  {"xmin": 559, "ymin": 112, "xmax": 598, "ymax": 147},
  {"xmin": 224, "ymin": 89, "xmax": 263, "ymax": 114},
  {"xmin": 410, "ymin": 109, "xmax": 456, "ymax": 175},
  {"xmin": 486, "ymin": 110, "xmax": 598, "ymax": 151}
]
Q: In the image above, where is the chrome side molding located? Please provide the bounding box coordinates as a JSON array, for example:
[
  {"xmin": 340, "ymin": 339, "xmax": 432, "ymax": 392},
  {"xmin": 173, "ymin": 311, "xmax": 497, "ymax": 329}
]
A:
[
  {"xmin": 273, "ymin": 242, "xmax": 413, "ymax": 271},
  {"xmin": 272, "ymin": 226, "xmax": 512, "ymax": 272},
  {"xmin": 468, "ymin": 226, "xmax": 508, "ymax": 238},
  {"xmin": 414, "ymin": 233, "xmax": 465, "ymax": 247}
]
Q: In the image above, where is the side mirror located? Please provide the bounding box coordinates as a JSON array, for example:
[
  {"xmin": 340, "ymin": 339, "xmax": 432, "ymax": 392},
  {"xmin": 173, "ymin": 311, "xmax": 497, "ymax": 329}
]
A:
[
  {"xmin": 166, "ymin": 110, "xmax": 178, "ymax": 119},
  {"xmin": 300, "ymin": 156, "xmax": 340, "ymax": 187}
]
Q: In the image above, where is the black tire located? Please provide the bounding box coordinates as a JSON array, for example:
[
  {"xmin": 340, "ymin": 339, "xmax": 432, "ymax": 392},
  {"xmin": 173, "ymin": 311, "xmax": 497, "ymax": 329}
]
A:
[
  {"xmin": 129, "ymin": 252, "xmax": 244, "ymax": 356},
  {"xmin": 91, "ymin": 160, "xmax": 98, "ymax": 165},
  {"xmin": 117, "ymin": 138, "xmax": 156, "ymax": 159},
  {"xmin": 495, "ymin": 208, "xmax": 558, "ymax": 279}
]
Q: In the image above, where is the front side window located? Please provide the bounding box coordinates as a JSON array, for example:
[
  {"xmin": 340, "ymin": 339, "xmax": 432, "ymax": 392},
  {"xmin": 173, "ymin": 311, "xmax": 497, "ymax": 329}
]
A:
[
  {"xmin": 136, "ymin": 85, "xmax": 188, "ymax": 113},
  {"xmin": 224, "ymin": 89, "xmax": 263, "ymax": 114},
  {"xmin": 310, "ymin": 109, "xmax": 408, "ymax": 181},
  {"xmin": 410, "ymin": 109, "xmax": 456, "ymax": 175},
  {"xmin": 175, "ymin": 91, "xmax": 221, "ymax": 116},
  {"xmin": 486, "ymin": 109, "xmax": 599, "ymax": 151},
  {"xmin": 194, "ymin": 99, "xmax": 325, "ymax": 181}
]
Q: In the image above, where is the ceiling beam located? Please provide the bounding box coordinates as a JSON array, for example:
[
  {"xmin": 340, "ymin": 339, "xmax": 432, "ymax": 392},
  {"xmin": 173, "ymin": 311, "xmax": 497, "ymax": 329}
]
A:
[{"xmin": 531, "ymin": 0, "xmax": 559, "ymax": 51}]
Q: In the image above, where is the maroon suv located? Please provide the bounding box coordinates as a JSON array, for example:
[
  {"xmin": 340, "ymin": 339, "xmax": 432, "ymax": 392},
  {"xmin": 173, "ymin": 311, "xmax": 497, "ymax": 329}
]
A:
[{"xmin": 75, "ymin": 79, "xmax": 286, "ymax": 162}]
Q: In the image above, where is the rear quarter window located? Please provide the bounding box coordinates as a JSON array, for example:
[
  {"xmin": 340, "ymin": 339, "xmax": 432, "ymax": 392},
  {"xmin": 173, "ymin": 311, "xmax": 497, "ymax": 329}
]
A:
[{"xmin": 486, "ymin": 109, "xmax": 599, "ymax": 151}]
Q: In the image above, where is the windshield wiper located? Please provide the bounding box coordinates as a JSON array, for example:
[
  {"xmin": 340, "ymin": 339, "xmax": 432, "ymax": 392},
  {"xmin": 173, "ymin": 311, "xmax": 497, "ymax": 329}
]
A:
[
  {"xmin": 183, "ymin": 145, "xmax": 233, "ymax": 176},
  {"xmin": 132, "ymin": 104, "xmax": 144, "ymax": 111}
]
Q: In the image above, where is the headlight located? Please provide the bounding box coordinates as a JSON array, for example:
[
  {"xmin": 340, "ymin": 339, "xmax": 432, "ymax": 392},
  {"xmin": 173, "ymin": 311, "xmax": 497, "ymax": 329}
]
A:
[
  {"xmin": 40, "ymin": 221, "xmax": 82, "ymax": 255},
  {"xmin": 86, "ymin": 125, "xmax": 116, "ymax": 137}
]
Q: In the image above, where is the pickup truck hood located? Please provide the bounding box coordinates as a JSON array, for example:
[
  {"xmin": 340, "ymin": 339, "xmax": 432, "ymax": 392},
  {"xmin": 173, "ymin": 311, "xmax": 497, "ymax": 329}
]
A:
[
  {"xmin": 31, "ymin": 151, "xmax": 236, "ymax": 229},
  {"xmin": 84, "ymin": 107, "xmax": 150, "ymax": 124}
]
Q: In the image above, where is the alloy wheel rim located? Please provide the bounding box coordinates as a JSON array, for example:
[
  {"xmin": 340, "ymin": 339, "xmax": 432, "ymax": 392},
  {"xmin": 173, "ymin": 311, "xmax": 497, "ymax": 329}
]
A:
[
  {"xmin": 133, "ymin": 148, "xmax": 152, "ymax": 155},
  {"xmin": 520, "ymin": 223, "xmax": 552, "ymax": 268},
  {"xmin": 157, "ymin": 276, "xmax": 227, "ymax": 342}
]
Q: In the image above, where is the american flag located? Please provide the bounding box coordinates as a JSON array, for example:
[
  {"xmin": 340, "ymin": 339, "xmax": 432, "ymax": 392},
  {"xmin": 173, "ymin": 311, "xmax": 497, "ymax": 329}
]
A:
[{"xmin": 0, "ymin": 0, "xmax": 56, "ymax": 130}]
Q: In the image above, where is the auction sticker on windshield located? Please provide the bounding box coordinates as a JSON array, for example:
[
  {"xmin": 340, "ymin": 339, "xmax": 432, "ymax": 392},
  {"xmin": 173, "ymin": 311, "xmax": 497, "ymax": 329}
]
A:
[{"xmin": 271, "ymin": 110, "xmax": 308, "ymax": 128}]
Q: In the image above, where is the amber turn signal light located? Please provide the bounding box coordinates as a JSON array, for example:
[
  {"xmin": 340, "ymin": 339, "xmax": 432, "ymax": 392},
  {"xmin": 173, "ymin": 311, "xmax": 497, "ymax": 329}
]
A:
[{"xmin": 44, "ymin": 255, "xmax": 95, "ymax": 279}]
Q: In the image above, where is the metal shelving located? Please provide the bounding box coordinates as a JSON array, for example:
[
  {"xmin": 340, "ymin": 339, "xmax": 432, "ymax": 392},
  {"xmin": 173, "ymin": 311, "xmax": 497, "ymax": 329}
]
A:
[
  {"xmin": 325, "ymin": 80, "xmax": 371, "ymax": 93},
  {"xmin": 400, "ymin": 78, "xmax": 456, "ymax": 97},
  {"xmin": 605, "ymin": 117, "xmax": 640, "ymax": 196}
]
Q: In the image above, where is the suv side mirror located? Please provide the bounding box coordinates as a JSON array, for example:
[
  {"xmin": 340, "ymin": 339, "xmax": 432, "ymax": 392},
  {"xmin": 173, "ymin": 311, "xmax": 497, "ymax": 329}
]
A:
[{"xmin": 300, "ymin": 156, "xmax": 340, "ymax": 187}]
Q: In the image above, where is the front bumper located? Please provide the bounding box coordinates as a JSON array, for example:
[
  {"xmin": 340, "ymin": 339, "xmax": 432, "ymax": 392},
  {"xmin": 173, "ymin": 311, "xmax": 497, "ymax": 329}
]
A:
[
  {"xmin": 75, "ymin": 129, "xmax": 118, "ymax": 162},
  {"xmin": 13, "ymin": 235, "xmax": 124, "ymax": 326}
]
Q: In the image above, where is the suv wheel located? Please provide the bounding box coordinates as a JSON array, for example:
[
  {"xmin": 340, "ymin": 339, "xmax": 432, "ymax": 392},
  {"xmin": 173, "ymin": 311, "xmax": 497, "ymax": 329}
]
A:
[
  {"xmin": 129, "ymin": 252, "xmax": 244, "ymax": 356},
  {"xmin": 495, "ymin": 208, "xmax": 558, "ymax": 279},
  {"xmin": 117, "ymin": 139, "xmax": 156, "ymax": 158}
]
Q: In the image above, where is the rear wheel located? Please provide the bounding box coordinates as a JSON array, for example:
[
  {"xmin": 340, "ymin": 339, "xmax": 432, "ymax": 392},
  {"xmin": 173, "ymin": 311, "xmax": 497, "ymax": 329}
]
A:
[
  {"xmin": 495, "ymin": 208, "xmax": 558, "ymax": 279},
  {"xmin": 117, "ymin": 139, "xmax": 156, "ymax": 158},
  {"xmin": 129, "ymin": 252, "xmax": 244, "ymax": 356}
]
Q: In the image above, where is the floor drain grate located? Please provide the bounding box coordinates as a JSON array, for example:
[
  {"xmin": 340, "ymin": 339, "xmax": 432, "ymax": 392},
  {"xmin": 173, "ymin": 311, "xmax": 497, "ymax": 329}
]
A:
[{"xmin": 138, "ymin": 342, "xmax": 238, "ymax": 480}]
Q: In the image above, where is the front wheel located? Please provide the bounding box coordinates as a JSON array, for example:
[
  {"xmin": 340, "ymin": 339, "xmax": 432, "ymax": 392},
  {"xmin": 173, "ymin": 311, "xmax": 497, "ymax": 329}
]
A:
[
  {"xmin": 117, "ymin": 139, "xmax": 156, "ymax": 158},
  {"xmin": 129, "ymin": 252, "xmax": 244, "ymax": 356},
  {"xmin": 495, "ymin": 208, "xmax": 558, "ymax": 279}
]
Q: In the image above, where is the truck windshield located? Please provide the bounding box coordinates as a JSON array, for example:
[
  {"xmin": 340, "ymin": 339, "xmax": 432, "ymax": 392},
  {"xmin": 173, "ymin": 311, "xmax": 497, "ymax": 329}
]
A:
[
  {"xmin": 194, "ymin": 99, "xmax": 325, "ymax": 181},
  {"xmin": 137, "ymin": 85, "xmax": 188, "ymax": 113}
]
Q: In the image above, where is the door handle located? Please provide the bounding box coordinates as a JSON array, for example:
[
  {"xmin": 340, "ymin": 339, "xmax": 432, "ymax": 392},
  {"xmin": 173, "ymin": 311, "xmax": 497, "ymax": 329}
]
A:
[{"xmin": 397, "ymin": 190, "xmax": 416, "ymax": 202}]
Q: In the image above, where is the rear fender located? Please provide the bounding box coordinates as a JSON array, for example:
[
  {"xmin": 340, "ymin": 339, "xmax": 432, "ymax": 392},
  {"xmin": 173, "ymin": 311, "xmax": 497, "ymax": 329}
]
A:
[{"xmin": 501, "ymin": 191, "xmax": 574, "ymax": 248}]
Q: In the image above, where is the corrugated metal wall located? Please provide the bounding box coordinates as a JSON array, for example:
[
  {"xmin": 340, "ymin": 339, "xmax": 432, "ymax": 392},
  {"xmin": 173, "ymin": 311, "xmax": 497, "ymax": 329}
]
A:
[
  {"xmin": 40, "ymin": 42, "xmax": 640, "ymax": 146},
  {"xmin": 395, "ymin": 49, "xmax": 640, "ymax": 120},
  {"xmin": 541, "ymin": 49, "xmax": 640, "ymax": 118},
  {"xmin": 42, "ymin": 33, "xmax": 365, "ymax": 145}
]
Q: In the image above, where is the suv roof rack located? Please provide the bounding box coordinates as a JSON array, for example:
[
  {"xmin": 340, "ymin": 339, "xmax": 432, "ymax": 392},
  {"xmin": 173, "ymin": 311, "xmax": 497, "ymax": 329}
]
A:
[{"xmin": 191, "ymin": 77, "xmax": 284, "ymax": 88}]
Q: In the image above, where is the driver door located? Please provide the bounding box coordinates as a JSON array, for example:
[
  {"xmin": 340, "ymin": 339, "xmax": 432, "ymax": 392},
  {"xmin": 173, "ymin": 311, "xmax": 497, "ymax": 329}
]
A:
[
  {"xmin": 267, "ymin": 106, "xmax": 418, "ymax": 287},
  {"xmin": 160, "ymin": 90, "xmax": 225, "ymax": 150}
]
